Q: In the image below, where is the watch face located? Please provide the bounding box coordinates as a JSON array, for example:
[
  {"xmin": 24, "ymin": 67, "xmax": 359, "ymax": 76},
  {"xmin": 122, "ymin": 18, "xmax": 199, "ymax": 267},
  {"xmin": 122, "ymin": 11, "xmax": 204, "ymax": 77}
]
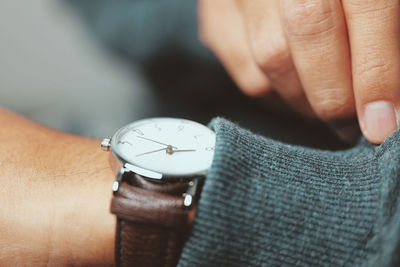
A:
[{"xmin": 111, "ymin": 118, "xmax": 216, "ymax": 177}]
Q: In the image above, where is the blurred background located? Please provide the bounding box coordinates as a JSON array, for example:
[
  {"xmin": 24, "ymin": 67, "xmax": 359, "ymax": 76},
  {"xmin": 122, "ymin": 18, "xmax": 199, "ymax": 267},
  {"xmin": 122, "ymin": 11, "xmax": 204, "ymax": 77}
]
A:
[
  {"xmin": 0, "ymin": 0, "xmax": 343, "ymax": 148},
  {"xmin": 0, "ymin": 0, "xmax": 153, "ymax": 137}
]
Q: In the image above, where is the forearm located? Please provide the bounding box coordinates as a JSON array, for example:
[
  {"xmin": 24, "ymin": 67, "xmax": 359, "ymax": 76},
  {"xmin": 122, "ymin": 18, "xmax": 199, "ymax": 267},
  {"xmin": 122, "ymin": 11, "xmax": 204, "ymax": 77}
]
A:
[{"xmin": 0, "ymin": 108, "xmax": 115, "ymax": 266}]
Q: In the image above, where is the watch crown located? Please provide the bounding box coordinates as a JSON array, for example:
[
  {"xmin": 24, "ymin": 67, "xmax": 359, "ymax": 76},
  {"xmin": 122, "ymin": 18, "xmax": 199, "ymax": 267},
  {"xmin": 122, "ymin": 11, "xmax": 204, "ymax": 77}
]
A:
[{"xmin": 101, "ymin": 138, "xmax": 111, "ymax": 151}]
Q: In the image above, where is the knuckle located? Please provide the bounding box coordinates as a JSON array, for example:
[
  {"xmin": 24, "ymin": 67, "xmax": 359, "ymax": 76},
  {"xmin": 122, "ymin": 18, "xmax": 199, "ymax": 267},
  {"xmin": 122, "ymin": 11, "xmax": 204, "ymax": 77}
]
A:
[
  {"xmin": 356, "ymin": 59, "xmax": 391, "ymax": 77},
  {"xmin": 250, "ymin": 34, "xmax": 291, "ymax": 74},
  {"xmin": 355, "ymin": 59, "xmax": 392, "ymax": 93},
  {"xmin": 312, "ymin": 89, "xmax": 355, "ymax": 121},
  {"xmin": 282, "ymin": 0, "xmax": 337, "ymax": 38},
  {"xmin": 345, "ymin": 0, "xmax": 397, "ymax": 16}
]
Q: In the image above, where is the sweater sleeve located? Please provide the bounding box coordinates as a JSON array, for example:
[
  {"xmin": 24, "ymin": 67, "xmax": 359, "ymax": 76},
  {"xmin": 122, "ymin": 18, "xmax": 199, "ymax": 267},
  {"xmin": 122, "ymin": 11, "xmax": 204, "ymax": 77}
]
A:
[{"xmin": 178, "ymin": 118, "xmax": 400, "ymax": 267}]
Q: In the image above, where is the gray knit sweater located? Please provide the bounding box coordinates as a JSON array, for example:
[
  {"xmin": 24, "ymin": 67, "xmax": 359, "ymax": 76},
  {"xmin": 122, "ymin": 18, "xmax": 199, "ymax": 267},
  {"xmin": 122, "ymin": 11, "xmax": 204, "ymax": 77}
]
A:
[{"xmin": 179, "ymin": 118, "xmax": 400, "ymax": 266}]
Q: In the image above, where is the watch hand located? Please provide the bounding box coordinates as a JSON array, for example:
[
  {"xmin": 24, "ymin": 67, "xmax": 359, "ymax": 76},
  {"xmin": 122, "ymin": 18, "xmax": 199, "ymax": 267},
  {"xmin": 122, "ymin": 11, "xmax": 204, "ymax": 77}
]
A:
[
  {"xmin": 166, "ymin": 147, "xmax": 196, "ymax": 155},
  {"xmin": 136, "ymin": 147, "xmax": 168, "ymax": 157},
  {"xmin": 137, "ymin": 147, "xmax": 196, "ymax": 157},
  {"xmin": 136, "ymin": 136, "xmax": 177, "ymax": 149}
]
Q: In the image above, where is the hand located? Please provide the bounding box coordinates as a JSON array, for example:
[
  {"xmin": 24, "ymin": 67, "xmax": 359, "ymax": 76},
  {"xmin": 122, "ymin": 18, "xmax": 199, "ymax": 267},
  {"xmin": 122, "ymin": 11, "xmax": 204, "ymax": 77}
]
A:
[{"xmin": 198, "ymin": 0, "xmax": 400, "ymax": 144}]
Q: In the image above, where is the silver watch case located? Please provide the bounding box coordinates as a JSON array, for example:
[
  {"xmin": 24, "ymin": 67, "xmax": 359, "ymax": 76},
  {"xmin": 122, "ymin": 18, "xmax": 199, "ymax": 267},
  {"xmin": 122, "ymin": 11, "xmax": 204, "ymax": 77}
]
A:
[{"xmin": 101, "ymin": 136, "xmax": 204, "ymax": 208}]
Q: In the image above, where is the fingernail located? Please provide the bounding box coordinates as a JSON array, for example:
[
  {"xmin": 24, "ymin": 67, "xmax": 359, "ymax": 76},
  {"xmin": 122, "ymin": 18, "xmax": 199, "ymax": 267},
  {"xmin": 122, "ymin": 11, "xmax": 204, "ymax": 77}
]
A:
[{"xmin": 362, "ymin": 101, "xmax": 399, "ymax": 144}]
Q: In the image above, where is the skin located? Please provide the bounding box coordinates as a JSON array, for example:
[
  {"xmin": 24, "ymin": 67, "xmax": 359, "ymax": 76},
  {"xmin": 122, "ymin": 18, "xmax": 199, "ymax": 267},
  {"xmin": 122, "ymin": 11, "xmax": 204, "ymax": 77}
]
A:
[
  {"xmin": 198, "ymin": 0, "xmax": 400, "ymax": 144},
  {"xmin": 0, "ymin": 108, "xmax": 114, "ymax": 266}
]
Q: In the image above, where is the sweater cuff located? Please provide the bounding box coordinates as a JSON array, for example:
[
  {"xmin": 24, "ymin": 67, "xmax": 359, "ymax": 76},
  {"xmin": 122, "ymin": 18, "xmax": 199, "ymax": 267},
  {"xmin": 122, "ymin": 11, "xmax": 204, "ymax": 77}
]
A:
[{"xmin": 179, "ymin": 117, "xmax": 400, "ymax": 267}]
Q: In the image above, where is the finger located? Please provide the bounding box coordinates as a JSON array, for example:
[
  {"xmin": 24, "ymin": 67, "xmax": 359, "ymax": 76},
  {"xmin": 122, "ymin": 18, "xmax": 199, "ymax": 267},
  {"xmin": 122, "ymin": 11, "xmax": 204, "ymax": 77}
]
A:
[
  {"xmin": 238, "ymin": 0, "xmax": 315, "ymax": 117},
  {"xmin": 280, "ymin": 0, "xmax": 359, "ymax": 141},
  {"xmin": 198, "ymin": 0, "xmax": 271, "ymax": 97},
  {"xmin": 342, "ymin": 0, "xmax": 400, "ymax": 144}
]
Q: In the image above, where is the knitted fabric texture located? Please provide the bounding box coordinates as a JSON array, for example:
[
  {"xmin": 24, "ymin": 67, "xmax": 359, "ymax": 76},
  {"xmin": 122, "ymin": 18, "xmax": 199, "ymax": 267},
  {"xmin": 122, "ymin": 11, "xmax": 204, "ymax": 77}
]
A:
[{"xmin": 179, "ymin": 118, "xmax": 400, "ymax": 267}]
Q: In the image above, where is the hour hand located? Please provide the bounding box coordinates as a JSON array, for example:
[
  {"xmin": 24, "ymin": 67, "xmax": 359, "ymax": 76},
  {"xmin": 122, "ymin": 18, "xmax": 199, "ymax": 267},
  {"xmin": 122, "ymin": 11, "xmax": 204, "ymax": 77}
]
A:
[
  {"xmin": 137, "ymin": 147, "xmax": 196, "ymax": 157},
  {"xmin": 136, "ymin": 147, "xmax": 168, "ymax": 157}
]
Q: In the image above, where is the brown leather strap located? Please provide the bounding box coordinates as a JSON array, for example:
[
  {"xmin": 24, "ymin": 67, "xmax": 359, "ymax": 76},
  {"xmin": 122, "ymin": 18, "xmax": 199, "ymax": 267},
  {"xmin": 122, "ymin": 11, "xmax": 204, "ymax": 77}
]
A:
[{"xmin": 111, "ymin": 175, "xmax": 190, "ymax": 267}]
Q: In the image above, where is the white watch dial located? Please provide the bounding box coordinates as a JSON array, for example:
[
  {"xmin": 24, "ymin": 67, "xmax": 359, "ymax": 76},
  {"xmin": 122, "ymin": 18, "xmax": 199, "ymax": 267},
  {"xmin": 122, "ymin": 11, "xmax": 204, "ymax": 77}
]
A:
[{"xmin": 111, "ymin": 118, "xmax": 216, "ymax": 177}]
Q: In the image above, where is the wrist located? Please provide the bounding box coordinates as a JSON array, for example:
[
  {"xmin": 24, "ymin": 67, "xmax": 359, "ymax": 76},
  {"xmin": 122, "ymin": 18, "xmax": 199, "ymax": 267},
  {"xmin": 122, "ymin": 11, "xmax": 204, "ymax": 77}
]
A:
[
  {"xmin": 47, "ymin": 137, "xmax": 115, "ymax": 266},
  {"xmin": 0, "ymin": 109, "xmax": 115, "ymax": 266}
]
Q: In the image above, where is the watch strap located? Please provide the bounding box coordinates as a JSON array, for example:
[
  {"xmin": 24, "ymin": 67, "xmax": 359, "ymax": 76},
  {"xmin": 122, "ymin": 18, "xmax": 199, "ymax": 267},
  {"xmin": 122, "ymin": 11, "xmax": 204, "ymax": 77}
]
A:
[{"xmin": 111, "ymin": 175, "xmax": 190, "ymax": 267}]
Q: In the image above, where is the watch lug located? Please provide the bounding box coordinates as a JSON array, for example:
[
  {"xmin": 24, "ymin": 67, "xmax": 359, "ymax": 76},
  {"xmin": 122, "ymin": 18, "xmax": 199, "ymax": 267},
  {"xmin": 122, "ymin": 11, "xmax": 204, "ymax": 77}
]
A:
[
  {"xmin": 112, "ymin": 164, "xmax": 163, "ymax": 195},
  {"xmin": 183, "ymin": 178, "xmax": 200, "ymax": 209},
  {"xmin": 112, "ymin": 167, "xmax": 127, "ymax": 196}
]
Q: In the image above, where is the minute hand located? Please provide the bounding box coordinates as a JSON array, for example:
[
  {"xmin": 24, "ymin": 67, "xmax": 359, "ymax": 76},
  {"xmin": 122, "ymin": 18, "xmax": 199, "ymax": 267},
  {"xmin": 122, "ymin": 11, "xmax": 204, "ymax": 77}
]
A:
[
  {"xmin": 136, "ymin": 136, "xmax": 177, "ymax": 149},
  {"xmin": 166, "ymin": 148, "xmax": 196, "ymax": 155}
]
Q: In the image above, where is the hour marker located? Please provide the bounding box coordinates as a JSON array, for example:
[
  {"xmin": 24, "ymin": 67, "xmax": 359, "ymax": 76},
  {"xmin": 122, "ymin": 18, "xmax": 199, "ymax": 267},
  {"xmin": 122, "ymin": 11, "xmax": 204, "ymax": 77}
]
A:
[
  {"xmin": 131, "ymin": 128, "xmax": 144, "ymax": 136},
  {"xmin": 194, "ymin": 134, "xmax": 204, "ymax": 139},
  {"xmin": 205, "ymin": 147, "xmax": 214, "ymax": 151},
  {"xmin": 118, "ymin": 140, "xmax": 133, "ymax": 146},
  {"xmin": 177, "ymin": 125, "xmax": 184, "ymax": 132},
  {"xmin": 154, "ymin": 124, "xmax": 162, "ymax": 131}
]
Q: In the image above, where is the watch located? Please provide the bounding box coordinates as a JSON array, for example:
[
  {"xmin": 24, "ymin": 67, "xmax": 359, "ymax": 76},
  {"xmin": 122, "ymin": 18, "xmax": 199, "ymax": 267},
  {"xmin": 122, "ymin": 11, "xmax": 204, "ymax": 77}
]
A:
[{"xmin": 101, "ymin": 118, "xmax": 216, "ymax": 267}]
